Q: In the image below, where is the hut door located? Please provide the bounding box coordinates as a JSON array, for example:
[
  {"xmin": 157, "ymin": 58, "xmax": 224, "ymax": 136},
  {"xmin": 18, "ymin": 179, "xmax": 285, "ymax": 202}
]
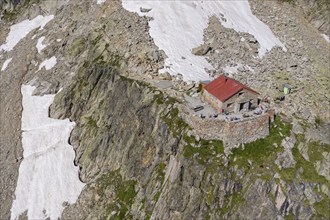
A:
[{"xmin": 239, "ymin": 102, "xmax": 250, "ymax": 112}]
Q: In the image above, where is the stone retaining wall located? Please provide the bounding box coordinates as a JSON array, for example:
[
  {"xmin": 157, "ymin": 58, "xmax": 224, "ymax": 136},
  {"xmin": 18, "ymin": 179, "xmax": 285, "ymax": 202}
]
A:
[
  {"xmin": 179, "ymin": 105, "xmax": 271, "ymax": 146},
  {"xmin": 222, "ymin": 113, "xmax": 269, "ymax": 145}
]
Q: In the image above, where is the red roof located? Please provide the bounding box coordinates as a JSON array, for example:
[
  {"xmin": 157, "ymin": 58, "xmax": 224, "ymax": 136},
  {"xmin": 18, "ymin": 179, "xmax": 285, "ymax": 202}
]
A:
[{"xmin": 204, "ymin": 75, "xmax": 259, "ymax": 102}]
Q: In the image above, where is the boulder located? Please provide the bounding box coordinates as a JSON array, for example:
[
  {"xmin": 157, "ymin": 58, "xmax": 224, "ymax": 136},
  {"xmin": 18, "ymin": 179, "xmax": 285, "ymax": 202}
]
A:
[
  {"xmin": 192, "ymin": 45, "xmax": 211, "ymax": 56},
  {"xmin": 140, "ymin": 7, "xmax": 152, "ymax": 13}
]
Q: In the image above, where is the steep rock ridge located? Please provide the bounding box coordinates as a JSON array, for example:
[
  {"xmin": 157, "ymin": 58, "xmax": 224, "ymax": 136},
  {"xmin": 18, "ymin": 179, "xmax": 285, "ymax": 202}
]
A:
[
  {"xmin": 0, "ymin": 0, "xmax": 329, "ymax": 219},
  {"xmin": 48, "ymin": 19, "xmax": 328, "ymax": 218},
  {"xmin": 297, "ymin": 0, "xmax": 329, "ymax": 35},
  {"xmin": 50, "ymin": 56, "xmax": 329, "ymax": 219},
  {"xmin": 48, "ymin": 59, "xmax": 250, "ymax": 219},
  {"xmin": 196, "ymin": 1, "xmax": 330, "ymax": 217},
  {"xmin": 0, "ymin": 0, "xmax": 18, "ymax": 11},
  {"xmin": 50, "ymin": 61, "xmax": 182, "ymax": 219}
]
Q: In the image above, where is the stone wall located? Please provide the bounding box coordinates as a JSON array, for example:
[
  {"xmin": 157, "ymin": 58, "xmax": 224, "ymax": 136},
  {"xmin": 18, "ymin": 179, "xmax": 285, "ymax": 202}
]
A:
[
  {"xmin": 222, "ymin": 113, "xmax": 270, "ymax": 145},
  {"xmin": 202, "ymin": 89, "xmax": 259, "ymax": 114},
  {"xmin": 179, "ymin": 105, "xmax": 271, "ymax": 146},
  {"xmin": 223, "ymin": 88, "xmax": 259, "ymax": 113}
]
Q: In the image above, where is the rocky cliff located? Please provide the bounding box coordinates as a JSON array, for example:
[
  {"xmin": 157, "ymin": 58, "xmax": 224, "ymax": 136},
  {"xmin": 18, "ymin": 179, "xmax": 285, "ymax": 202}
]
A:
[
  {"xmin": 48, "ymin": 27, "xmax": 329, "ymax": 218},
  {"xmin": 0, "ymin": 0, "xmax": 329, "ymax": 219},
  {"xmin": 49, "ymin": 48, "xmax": 329, "ymax": 219}
]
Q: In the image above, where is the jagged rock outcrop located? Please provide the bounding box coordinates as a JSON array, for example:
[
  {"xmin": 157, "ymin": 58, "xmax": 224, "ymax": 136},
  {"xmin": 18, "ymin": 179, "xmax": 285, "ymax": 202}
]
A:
[
  {"xmin": 297, "ymin": 0, "xmax": 329, "ymax": 35},
  {"xmin": 47, "ymin": 54, "xmax": 328, "ymax": 219},
  {"xmin": 1, "ymin": 0, "xmax": 329, "ymax": 219}
]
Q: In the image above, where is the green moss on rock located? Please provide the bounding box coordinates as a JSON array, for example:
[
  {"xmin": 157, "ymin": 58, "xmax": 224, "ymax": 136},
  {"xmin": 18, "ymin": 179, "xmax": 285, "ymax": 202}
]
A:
[
  {"xmin": 183, "ymin": 136, "xmax": 224, "ymax": 165},
  {"xmin": 230, "ymin": 116, "xmax": 291, "ymax": 170},
  {"xmin": 98, "ymin": 171, "xmax": 137, "ymax": 220},
  {"xmin": 66, "ymin": 37, "xmax": 86, "ymax": 58}
]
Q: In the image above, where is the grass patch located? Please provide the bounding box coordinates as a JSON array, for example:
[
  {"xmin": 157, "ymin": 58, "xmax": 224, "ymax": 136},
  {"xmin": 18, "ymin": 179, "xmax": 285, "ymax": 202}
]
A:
[
  {"xmin": 2, "ymin": 0, "xmax": 42, "ymax": 21},
  {"xmin": 291, "ymin": 145, "xmax": 328, "ymax": 184},
  {"xmin": 153, "ymin": 191, "xmax": 161, "ymax": 202},
  {"xmin": 230, "ymin": 116, "xmax": 291, "ymax": 169},
  {"xmin": 278, "ymin": 0, "xmax": 295, "ymax": 4},
  {"xmin": 154, "ymin": 93, "xmax": 165, "ymax": 105},
  {"xmin": 205, "ymin": 184, "xmax": 217, "ymax": 206},
  {"xmin": 2, "ymin": 10, "xmax": 18, "ymax": 21},
  {"xmin": 279, "ymin": 132, "xmax": 329, "ymax": 185},
  {"xmin": 183, "ymin": 136, "xmax": 224, "ymax": 165},
  {"xmin": 66, "ymin": 37, "xmax": 86, "ymax": 58},
  {"xmin": 23, "ymin": 0, "xmax": 42, "ymax": 7},
  {"xmin": 98, "ymin": 171, "xmax": 137, "ymax": 220},
  {"xmin": 156, "ymin": 162, "xmax": 166, "ymax": 184},
  {"xmin": 313, "ymin": 197, "xmax": 330, "ymax": 219},
  {"xmin": 314, "ymin": 116, "xmax": 323, "ymax": 127},
  {"xmin": 285, "ymin": 212, "xmax": 295, "ymax": 220},
  {"xmin": 308, "ymin": 141, "xmax": 330, "ymax": 162},
  {"xmin": 220, "ymin": 191, "xmax": 244, "ymax": 216},
  {"xmin": 161, "ymin": 107, "xmax": 188, "ymax": 138},
  {"xmin": 117, "ymin": 181, "xmax": 137, "ymax": 205},
  {"xmin": 85, "ymin": 116, "xmax": 97, "ymax": 128}
]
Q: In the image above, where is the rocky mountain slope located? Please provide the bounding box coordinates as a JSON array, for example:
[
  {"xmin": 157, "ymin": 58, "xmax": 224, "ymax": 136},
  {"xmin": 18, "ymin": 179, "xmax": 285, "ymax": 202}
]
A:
[{"xmin": 0, "ymin": 0, "xmax": 329, "ymax": 219}]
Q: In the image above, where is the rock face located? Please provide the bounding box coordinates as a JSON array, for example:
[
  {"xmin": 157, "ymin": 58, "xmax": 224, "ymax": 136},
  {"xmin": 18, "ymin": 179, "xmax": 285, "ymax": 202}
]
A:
[
  {"xmin": 1, "ymin": 0, "xmax": 329, "ymax": 219},
  {"xmin": 297, "ymin": 0, "xmax": 329, "ymax": 35},
  {"xmin": 50, "ymin": 56, "xmax": 328, "ymax": 219},
  {"xmin": 48, "ymin": 64, "xmax": 325, "ymax": 219},
  {"xmin": 50, "ymin": 62, "xmax": 181, "ymax": 219},
  {"xmin": 275, "ymin": 136, "xmax": 296, "ymax": 169}
]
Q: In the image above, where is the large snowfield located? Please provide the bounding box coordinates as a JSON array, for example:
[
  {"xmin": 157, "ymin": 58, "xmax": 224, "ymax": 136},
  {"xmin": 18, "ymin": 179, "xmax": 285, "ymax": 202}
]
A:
[
  {"xmin": 122, "ymin": 0, "xmax": 286, "ymax": 82},
  {"xmin": 10, "ymin": 85, "xmax": 84, "ymax": 220}
]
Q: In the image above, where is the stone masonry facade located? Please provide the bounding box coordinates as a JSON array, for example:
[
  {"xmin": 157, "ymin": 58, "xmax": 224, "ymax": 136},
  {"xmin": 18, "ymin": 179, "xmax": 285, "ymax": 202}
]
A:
[
  {"xmin": 202, "ymin": 89, "xmax": 259, "ymax": 114},
  {"xmin": 179, "ymin": 105, "xmax": 272, "ymax": 147}
]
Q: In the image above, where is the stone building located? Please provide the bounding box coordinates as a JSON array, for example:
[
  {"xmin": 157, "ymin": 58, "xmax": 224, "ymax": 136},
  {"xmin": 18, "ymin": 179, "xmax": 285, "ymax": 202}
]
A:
[{"xmin": 202, "ymin": 75, "xmax": 260, "ymax": 113}]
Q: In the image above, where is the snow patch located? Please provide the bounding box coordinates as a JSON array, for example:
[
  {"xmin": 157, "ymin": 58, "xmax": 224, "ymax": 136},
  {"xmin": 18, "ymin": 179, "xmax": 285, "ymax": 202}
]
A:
[
  {"xmin": 10, "ymin": 85, "xmax": 84, "ymax": 220},
  {"xmin": 1, "ymin": 58, "xmax": 12, "ymax": 71},
  {"xmin": 38, "ymin": 56, "xmax": 57, "ymax": 71},
  {"xmin": 97, "ymin": 0, "xmax": 106, "ymax": 4},
  {"xmin": 122, "ymin": 0, "xmax": 285, "ymax": 82},
  {"xmin": 36, "ymin": 36, "xmax": 47, "ymax": 53},
  {"xmin": 321, "ymin": 34, "xmax": 330, "ymax": 43},
  {"xmin": 0, "ymin": 15, "xmax": 54, "ymax": 52}
]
